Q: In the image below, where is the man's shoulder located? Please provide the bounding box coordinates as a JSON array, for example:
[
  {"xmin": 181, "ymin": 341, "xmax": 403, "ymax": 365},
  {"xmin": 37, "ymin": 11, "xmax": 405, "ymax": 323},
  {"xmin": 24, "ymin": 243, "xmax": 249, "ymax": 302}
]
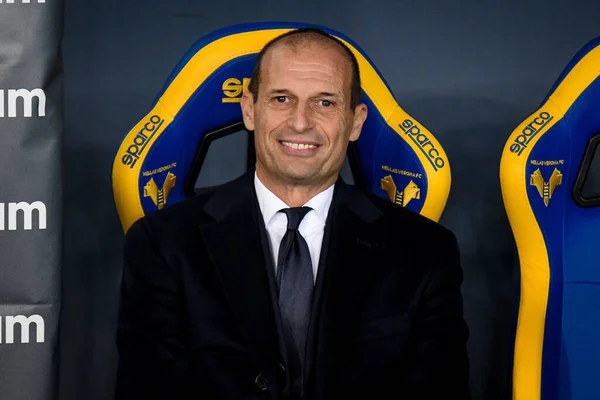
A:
[
  {"xmin": 356, "ymin": 186, "xmax": 455, "ymax": 242},
  {"xmin": 349, "ymin": 188, "xmax": 460, "ymax": 269},
  {"xmin": 125, "ymin": 184, "xmax": 219, "ymax": 241},
  {"xmin": 125, "ymin": 171, "xmax": 255, "ymax": 249}
]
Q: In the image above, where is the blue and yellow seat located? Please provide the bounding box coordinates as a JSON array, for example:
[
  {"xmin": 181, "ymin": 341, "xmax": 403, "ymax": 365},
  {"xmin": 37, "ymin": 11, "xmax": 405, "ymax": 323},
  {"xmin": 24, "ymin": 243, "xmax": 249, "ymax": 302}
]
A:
[
  {"xmin": 112, "ymin": 22, "xmax": 452, "ymax": 233},
  {"xmin": 500, "ymin": 36, "xmax": 600, "ymax": 400}
]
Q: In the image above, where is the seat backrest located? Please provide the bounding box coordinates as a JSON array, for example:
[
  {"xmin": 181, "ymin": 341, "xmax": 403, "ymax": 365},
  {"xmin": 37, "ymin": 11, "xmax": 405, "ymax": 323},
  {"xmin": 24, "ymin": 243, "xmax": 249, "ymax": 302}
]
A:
[
  {"xmin": 500, "ymin": 36, "xmax": 600, "ymax": 400},
  {"xmin": 112, "ymin": 22, "xmax": 451, "ymax": 233}
]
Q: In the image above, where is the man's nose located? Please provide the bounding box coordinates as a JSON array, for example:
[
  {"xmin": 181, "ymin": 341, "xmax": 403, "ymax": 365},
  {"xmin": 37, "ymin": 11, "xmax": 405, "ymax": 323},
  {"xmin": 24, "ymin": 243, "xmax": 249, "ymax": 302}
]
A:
[{"xmin": 288, "ymin": 102, "xmax": 313, "ymax": 133}]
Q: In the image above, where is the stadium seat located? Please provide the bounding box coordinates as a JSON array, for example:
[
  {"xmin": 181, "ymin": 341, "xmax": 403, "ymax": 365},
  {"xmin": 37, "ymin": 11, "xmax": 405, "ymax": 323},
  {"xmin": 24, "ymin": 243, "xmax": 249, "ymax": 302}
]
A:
[
  {"xmin": 112, "ymin": 22, "xmax": 452, "ymax": 233},
  {"xmin": 500, "ymin": 36, "xmax": 600, "ymax": 400}
]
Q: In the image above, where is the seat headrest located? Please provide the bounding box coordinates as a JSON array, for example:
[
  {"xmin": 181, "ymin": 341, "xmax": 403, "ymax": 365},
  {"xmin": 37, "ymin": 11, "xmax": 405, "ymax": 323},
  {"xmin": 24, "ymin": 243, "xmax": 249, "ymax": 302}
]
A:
[
  {"xmin": 500, "ymin": 36, "xmax": 600, "ymax": 400},
  {"xmin": 112, "ymin": 22, "xmax": 451, "ymax": 233}
]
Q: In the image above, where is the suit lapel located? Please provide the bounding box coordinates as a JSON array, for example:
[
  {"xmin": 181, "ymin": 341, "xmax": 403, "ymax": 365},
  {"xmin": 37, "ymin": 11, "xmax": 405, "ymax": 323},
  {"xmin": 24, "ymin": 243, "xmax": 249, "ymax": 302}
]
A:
[
  {"xmin": 198, "ymin": 171, "xmax": 282, "ymax": 380},
  {"xmin": 307, "ymin": 179, "xmax": 390, "ymax": 399}
]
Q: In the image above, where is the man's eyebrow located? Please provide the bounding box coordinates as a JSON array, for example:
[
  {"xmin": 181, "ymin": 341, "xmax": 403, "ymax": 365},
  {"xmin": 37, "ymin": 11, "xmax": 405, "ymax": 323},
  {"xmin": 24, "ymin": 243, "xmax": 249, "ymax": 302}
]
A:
[
  {"xmin": 266, "ymin": 89, "xmax": 342, "ymax": 98},
  {"xmin": 317, "ymin": 92, "xmax": 341, "ymax": 98},
  {"xmin": 267, "ymin": 88, "xmax": 293, "ymax": 95}
]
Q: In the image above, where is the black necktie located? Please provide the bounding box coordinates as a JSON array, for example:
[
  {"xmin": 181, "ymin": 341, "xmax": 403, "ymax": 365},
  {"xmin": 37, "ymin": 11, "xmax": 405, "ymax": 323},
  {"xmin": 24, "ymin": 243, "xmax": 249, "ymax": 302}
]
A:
[{"xmin": 277, "ymin": 206, "xmax": 313, "ymax": 398}]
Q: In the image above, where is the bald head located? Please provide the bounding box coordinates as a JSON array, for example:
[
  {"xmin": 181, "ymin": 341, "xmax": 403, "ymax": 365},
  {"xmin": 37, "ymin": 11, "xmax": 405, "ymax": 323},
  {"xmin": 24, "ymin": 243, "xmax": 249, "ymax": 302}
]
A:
[{"xmin": 247, "ymin": 28, "xmax": 362, "ymax": 110}]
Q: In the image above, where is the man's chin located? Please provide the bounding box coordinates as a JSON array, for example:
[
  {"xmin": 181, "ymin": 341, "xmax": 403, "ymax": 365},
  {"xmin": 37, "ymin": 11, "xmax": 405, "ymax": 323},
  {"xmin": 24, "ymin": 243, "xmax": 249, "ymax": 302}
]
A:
[
  {"xmin": 281, "ymin": 173, "xmax": 316, "ymax": 183},
  {"xmin": 278, "ymin": 168, "xmax": 320, "ymax": 184}
]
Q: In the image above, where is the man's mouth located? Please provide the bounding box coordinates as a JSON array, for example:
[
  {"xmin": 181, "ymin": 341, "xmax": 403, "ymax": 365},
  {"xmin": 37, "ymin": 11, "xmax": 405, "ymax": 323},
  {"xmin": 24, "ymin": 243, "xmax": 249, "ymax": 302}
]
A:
[{"xmin": 280, "ymin": 141, "xmax": 319, "ymax": 150}]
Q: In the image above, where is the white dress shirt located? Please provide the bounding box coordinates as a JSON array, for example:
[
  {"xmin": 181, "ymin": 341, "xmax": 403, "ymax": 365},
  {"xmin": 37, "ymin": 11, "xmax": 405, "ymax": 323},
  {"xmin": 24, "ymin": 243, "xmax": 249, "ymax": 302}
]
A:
[{"xmin": 254, "ymin": 172, "xmax": 334, "ymax": 282}]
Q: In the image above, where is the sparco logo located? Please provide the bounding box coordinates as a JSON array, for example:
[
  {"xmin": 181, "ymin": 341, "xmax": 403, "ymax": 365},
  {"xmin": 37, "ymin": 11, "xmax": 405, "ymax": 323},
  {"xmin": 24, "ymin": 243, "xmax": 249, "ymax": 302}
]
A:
[
  {"xmin": 0, "ymin": 315, "xmax": 45, "ymax": 344},
  {"xmin": 0, "ymin": 0, "xmax": 46, "ymax": 3},
  {"xmin": 509, "ymin": 111, "xmax": 554, "ymax": 156},
  {"xmin": 222, "ymin": 77, "xmax": 250, "ymax": 103},
  {"xmin": 0, "ymin": 88, "xmax": 46, "ymax": 117},
  {"xmin": 121, "ymin": 115, "xmax": 164, "ymax": 169},
  {"xmin": 0, "ymin": 201, "xmax": 47, "ymax": 230},
  {"xmin": 399, "ymin": 118, "xmax": 445, "ymax": 171}
]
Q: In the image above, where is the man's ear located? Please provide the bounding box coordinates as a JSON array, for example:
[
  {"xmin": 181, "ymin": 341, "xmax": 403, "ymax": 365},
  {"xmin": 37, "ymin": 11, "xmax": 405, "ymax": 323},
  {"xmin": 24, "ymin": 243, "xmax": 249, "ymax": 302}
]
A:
[
  {"xmin": 240, "ymin": 91, "xmax": 255, "ymax": 131},
  {"xmin": 349, "ymin": 103, "xmax": 368, "ymax": 142}
]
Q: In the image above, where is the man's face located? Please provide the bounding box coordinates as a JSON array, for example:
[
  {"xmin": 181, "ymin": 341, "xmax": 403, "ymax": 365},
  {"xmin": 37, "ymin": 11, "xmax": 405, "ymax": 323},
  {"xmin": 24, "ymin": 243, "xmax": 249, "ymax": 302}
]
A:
[{"xmin": 241, "ymin": 42, "xmax": 367, "ymax": 189}]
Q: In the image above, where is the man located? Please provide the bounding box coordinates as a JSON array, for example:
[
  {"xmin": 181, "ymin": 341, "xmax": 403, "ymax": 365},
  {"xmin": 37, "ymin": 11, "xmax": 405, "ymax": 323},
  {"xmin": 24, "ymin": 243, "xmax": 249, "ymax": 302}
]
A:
[{"xmin": 115, "ymin": 27, "xmax": 469, "ymax": 399}]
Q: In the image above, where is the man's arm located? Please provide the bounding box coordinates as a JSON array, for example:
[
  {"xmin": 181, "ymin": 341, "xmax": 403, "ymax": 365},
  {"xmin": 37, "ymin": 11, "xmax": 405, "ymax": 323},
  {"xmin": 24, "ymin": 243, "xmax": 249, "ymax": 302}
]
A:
[
  {"xmin": 115, "ymin": 218, "xmax": 192, "ymax": 399},
  {"xmin": 401, "ymin": 228, "xmax": 470, "ymax": 399}
]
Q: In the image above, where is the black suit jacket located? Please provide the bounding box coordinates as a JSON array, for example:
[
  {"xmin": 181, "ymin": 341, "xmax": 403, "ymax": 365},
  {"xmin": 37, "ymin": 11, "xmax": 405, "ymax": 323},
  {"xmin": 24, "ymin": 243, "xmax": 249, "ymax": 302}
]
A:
[{"xmin": 115, "ymin": 170, "xmax": 470, "ymax": 399}]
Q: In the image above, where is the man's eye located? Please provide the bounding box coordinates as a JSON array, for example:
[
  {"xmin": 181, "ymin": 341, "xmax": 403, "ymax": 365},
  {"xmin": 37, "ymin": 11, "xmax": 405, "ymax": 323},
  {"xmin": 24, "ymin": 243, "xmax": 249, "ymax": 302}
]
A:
[
  {"xmin": 319, "ymin": 100, "xmax": 333, "ymax": 107},
  {"xmin": 274, "ymin": 96, "xmax": 288, "ymax": 103}
]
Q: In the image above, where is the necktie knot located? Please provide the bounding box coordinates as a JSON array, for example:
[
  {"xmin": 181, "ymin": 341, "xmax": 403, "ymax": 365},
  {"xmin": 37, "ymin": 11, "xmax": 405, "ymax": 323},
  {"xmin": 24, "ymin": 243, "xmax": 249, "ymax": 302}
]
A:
[{"xmin": 280, "ymin": 206, "xmax": 312, "ymax": 231}]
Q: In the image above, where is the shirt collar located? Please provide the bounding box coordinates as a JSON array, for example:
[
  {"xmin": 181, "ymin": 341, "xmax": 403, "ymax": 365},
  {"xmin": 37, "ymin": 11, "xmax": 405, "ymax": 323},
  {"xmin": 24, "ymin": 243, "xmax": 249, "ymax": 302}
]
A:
[{"xmin": 254, "ymin": 171, "xmax": 334, "ymax": 226}]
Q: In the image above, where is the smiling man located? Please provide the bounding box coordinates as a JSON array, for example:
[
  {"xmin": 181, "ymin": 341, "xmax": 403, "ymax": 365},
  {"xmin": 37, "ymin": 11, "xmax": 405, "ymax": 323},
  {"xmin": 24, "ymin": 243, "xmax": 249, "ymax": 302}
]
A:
[
  {"xmin": 242, "ymin": 31, "xmax": 367, "ymax": 210},
  {"xmin": 116, "ymin": 28, "xmax": 470, "ymax": 400}
]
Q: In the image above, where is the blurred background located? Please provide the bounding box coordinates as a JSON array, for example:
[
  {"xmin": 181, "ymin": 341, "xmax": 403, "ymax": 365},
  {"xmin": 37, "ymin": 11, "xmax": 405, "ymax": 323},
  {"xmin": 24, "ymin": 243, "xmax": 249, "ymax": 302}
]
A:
[{"xmin": 59, "ymin": 1, "xmax": 600, "ymax": 399}]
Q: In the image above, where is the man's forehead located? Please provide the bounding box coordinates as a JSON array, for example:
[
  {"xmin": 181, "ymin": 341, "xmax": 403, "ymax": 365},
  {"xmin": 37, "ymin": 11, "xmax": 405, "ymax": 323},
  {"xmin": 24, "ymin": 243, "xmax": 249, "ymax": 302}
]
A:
[{"xmin": 263, "ymin": 40, "xmax": 349, "ymax": 70}]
